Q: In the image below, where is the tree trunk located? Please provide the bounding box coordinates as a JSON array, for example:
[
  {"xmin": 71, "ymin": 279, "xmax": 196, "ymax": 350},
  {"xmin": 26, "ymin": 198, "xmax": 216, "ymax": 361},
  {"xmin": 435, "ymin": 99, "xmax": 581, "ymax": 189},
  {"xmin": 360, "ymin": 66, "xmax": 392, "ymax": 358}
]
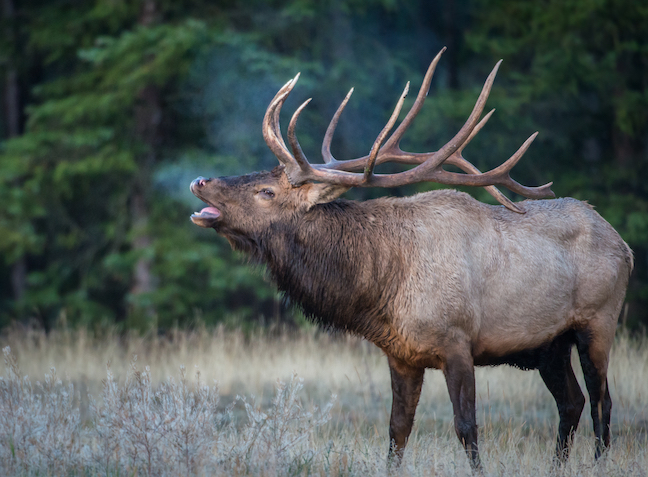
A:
[
  {"xmin": 612, "ymin": 128, "xmax": 634, "ymax": 167},
  {"xmin": 4, "ymin": 67, "xmax": 19, "ymax": 136},
  {"xmin": 129, "ymin": 83, "xmax": 161, "ymax": 301},
  {"xmin": 130, "ymin": 188, "xmax": 154, "ymax": 297},
  {"xmin": 443, "ymin": 0, "xmax": 460, "ymax": 90},
  {"xmin": 10, "ymin": 257, "xmax": 26, "ymax": 301},
  {"xmin": 129, "ymin": 1, "xmax": 161, "ymax": 316},
  {"xmin": 3, "ymin": 0, "xmax": 27, "ymax": 302}
]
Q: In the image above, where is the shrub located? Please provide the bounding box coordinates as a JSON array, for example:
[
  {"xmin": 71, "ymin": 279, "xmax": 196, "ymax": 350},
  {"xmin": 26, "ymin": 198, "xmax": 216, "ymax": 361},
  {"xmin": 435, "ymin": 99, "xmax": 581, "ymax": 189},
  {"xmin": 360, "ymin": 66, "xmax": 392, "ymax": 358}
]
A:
[
  {"xmin": 0, "ymin": 346, "xmax": 83, "ymax": 475},
  {"xmin": 0, "ymin": 346, "xmax": 333, "ymax": 476}
]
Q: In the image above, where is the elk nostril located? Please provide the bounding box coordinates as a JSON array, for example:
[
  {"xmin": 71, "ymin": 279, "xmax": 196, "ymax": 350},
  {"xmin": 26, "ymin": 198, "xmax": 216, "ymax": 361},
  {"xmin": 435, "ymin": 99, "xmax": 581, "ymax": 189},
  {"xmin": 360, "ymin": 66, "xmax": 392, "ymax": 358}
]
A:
[
  {"xmin": 192, "ymin": 176, "xmax": 209, "ymax": 188},
  {"xmin": 191, "ymin": 176, "xmax": 209, "ymax": 193}
]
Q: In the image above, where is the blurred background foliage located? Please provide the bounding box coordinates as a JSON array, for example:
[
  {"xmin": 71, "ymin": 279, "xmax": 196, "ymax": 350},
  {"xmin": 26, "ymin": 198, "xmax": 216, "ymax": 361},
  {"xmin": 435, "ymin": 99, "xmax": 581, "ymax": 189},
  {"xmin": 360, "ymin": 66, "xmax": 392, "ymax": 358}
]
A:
[{"xmin": 1, "ymin": 0, "xmax": 646, "ymax": 332}]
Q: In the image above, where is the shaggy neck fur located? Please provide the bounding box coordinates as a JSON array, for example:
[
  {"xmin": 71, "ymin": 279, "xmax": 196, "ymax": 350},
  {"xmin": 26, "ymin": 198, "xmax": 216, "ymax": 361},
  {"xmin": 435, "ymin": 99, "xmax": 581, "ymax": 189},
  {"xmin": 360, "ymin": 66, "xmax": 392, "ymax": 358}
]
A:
[{"xmin": 253, "ymin": 199, "xmax": 405, "ymax": 343}]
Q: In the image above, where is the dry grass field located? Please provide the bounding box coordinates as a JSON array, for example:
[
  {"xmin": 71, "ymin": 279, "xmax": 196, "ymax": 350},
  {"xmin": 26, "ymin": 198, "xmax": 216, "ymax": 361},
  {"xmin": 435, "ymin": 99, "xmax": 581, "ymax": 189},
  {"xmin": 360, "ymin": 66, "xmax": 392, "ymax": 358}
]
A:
[{"xmin": 1, "ymin": 325, "xmax": 647, "ymax": 476}]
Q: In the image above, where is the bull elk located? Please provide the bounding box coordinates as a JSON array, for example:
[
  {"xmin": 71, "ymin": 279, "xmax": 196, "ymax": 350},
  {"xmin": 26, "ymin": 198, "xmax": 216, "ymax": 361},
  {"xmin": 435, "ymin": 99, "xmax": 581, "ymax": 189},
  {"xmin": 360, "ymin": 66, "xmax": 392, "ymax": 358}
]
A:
[{"xmin": 190, "ymin": 48, "xmax": 633, "ymax": 472}]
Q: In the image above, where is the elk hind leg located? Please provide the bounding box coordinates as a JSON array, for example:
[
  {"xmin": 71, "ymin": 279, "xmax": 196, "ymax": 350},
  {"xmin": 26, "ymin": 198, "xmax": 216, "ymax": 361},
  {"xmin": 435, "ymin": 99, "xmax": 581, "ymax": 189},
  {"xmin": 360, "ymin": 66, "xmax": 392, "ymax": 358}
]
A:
[
  {"xmin": 387, "ymin": 356, "xmax": 425, "ymax": 468},
  {"xmin": 444, "ymin": 350, "xmax": 482, "ymax": 473},
  {"xmin": 576, "ymin": 327, "xmax": 614, "ymax": 459},
  {"xmin": 538, "ymin": 335, "xmax": 585, "ymax": 462}
]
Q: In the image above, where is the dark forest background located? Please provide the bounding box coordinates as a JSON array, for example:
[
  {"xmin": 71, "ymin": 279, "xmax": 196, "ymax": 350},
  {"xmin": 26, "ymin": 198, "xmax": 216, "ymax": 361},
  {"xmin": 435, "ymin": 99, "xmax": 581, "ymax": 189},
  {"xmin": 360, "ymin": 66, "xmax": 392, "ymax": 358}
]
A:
[{"xmin": 1, "ymin": 0, "xmax": 647, "ymax": 332}]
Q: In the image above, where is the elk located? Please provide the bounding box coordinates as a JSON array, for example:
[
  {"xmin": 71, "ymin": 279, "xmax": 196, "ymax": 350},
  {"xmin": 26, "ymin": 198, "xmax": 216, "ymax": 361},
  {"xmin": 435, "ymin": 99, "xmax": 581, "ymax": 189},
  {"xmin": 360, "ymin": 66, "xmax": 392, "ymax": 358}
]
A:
[{"xmin": 190, "ymin": 48, "xmax": 633, "ymax": 472}]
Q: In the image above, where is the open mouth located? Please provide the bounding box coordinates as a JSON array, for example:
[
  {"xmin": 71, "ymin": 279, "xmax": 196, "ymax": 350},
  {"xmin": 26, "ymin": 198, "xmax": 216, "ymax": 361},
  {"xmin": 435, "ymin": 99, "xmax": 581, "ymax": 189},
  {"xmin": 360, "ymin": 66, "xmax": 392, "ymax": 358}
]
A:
[{"xmin": 190, "ymin": 206, "xmax": 221, "ymax": 228}]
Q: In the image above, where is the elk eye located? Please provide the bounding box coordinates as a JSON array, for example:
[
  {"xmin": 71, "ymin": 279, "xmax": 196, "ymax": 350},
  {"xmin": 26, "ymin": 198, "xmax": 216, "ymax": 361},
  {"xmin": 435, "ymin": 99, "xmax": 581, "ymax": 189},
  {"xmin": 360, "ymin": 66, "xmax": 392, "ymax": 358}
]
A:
[{"xmin": 259, "ymin": 188, "xmax": 275, "ymax": 199}]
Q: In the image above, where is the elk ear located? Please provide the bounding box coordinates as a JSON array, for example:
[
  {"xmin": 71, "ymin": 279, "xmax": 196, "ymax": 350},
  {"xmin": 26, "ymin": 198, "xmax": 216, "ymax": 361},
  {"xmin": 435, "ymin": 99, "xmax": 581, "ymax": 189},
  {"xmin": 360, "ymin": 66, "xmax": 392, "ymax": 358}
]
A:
[{"xmin": 305, "ymin": 183, "xmax": 350, "ymax": 208}]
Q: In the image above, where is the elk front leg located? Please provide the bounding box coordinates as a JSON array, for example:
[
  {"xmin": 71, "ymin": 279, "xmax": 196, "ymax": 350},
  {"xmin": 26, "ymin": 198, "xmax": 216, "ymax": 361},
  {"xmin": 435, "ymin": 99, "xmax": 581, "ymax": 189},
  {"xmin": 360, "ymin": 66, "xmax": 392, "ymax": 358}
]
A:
[
  {"xmin": 387, "ymin": 356, "xmax": 425, "ymax": 468},
  {"xmin": 444, "ymin": 350, "xmax": 482, "ymax": 473}
]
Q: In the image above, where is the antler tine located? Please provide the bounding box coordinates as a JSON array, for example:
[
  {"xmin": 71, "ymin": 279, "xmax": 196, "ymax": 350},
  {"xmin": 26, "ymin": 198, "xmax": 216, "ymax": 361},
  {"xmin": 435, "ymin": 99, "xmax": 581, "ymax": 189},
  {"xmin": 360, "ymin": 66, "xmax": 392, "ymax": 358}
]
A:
[
  {"xmin": 446, "ymin": 155, "xmax": 523, "ymax": 213},
  {"xmin": 480, "ymin": 131, "xmax": 555, "ymax": 198},
  {"xmin": 262, "ymin": 74, "xmax": 300, "ymax": 168},
  {"xmin": 428, "ymin": 131, "xmax": 554, "ymax": 199},
  {"xmin": 322, "ymin": 88, "xmax": 354, "ymax": 164},
  {"xmin": 273, "ymin": 74, "xmax": 300, "ymax": 151},
  {"xmin": 488, "ymin": 132, "xmax": 538, "ymax": 176},
  {"xmin": 444, "ymin": 108, "xmax": 522, "ymax": 211},
  {"xmin": 456, "ymin": 109, "xmax": 495, "ymax": 156},
  {"xmin": 364, "ymin": 82, "xmax": 410, "ymax": 181},
  {"xmin": 413, "ymin": 59, "xmax": 502, "ymax": 176},
  {"xmin": 382, "ymin": 47, "xmax": 446, "ymax": 152},
  {"xmin": 287, "ymin": 98, "xmax": 315, "ymax": 171}
]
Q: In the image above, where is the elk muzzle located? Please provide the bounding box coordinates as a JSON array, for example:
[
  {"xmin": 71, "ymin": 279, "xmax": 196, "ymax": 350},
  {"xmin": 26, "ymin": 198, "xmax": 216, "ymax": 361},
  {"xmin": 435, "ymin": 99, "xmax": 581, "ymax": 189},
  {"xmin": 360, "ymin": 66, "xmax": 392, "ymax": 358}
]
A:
[{"xmin": 190, "ymin": 176, "xmax": 221, "ymax": 228}]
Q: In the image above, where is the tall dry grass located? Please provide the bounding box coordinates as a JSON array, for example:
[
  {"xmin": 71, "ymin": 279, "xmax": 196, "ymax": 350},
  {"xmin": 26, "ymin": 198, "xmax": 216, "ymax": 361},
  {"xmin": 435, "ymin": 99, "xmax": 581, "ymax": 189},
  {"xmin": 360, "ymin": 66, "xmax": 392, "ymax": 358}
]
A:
[{"xmin": 1, "ymin": 325, "xmax": 647, "ymax": 476}]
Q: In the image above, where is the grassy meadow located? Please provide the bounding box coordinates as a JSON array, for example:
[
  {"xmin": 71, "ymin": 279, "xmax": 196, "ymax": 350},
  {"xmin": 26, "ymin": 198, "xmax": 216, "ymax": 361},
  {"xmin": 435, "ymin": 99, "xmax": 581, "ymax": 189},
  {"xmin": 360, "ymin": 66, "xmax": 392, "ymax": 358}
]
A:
[{"xmin": 1, "ymin": 325, "xmax": 647, "ymax": 476}]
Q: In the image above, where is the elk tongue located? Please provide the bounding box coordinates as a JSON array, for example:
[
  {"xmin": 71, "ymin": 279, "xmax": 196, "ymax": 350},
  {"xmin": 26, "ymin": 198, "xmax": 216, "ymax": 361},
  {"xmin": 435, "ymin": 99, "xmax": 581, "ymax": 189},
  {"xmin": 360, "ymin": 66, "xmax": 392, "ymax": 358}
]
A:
[
  {"xmin": 195, "ymin": 207, "xmax": 220, "ymax": 218},
  {"xmin": 190, "ymin": 206, "xmax": 221, "ymax": 228}
]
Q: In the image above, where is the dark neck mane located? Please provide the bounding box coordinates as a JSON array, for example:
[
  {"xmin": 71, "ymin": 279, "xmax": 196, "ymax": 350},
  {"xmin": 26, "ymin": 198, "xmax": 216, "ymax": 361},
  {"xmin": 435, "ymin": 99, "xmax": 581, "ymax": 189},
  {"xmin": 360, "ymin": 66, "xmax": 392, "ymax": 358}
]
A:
[{"xmin": 258, "ymin": 200, "xmax": 404, "ymax": 338}]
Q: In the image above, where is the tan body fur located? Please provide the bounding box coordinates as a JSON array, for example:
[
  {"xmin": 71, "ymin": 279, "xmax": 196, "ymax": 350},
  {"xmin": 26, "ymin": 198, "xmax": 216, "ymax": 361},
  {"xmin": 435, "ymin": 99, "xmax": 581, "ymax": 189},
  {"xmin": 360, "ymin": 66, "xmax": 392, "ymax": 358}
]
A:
[{"xmin": 363, "ymin": 190, "xmax": 632, "ymax": 369}]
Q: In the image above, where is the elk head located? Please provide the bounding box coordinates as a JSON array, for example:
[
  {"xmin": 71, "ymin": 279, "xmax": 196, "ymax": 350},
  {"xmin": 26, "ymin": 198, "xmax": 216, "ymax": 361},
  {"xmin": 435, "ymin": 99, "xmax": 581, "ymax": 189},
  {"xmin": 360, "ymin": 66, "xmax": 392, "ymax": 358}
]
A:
[
  {"xmin": 190, "ymin": 166, "xmax": 348, "ymax": 250},
  {"xmin": 191, "ymin": 47, "xmax": 554, "ymax": 238}
]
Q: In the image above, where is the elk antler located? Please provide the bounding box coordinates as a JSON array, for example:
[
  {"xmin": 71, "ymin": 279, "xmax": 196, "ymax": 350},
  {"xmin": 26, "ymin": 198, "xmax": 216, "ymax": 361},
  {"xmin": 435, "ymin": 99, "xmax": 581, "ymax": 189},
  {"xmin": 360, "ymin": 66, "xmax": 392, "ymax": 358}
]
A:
[{"xmin": 262, "ymin": 48, "xmax": 555, "ymax": 213}]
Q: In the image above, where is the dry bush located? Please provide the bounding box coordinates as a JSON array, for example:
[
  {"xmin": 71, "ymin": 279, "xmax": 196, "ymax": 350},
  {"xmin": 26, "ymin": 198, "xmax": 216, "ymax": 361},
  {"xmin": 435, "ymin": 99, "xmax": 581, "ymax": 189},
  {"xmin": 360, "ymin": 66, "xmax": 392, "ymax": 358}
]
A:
[
  {"xmin": 231, "ymin": 374, "xmax": 335, "ymax": 475},
  {"xmin": 85, "ymin": 357, "xmax": 224, "ymax": 476},
  {"xmin": 0, "ymin": 345, "xmax": 334, "ymax": 476},
  {"xmin": 0, "ymin": 347, "xmax": 83, "ymax": 475}
]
